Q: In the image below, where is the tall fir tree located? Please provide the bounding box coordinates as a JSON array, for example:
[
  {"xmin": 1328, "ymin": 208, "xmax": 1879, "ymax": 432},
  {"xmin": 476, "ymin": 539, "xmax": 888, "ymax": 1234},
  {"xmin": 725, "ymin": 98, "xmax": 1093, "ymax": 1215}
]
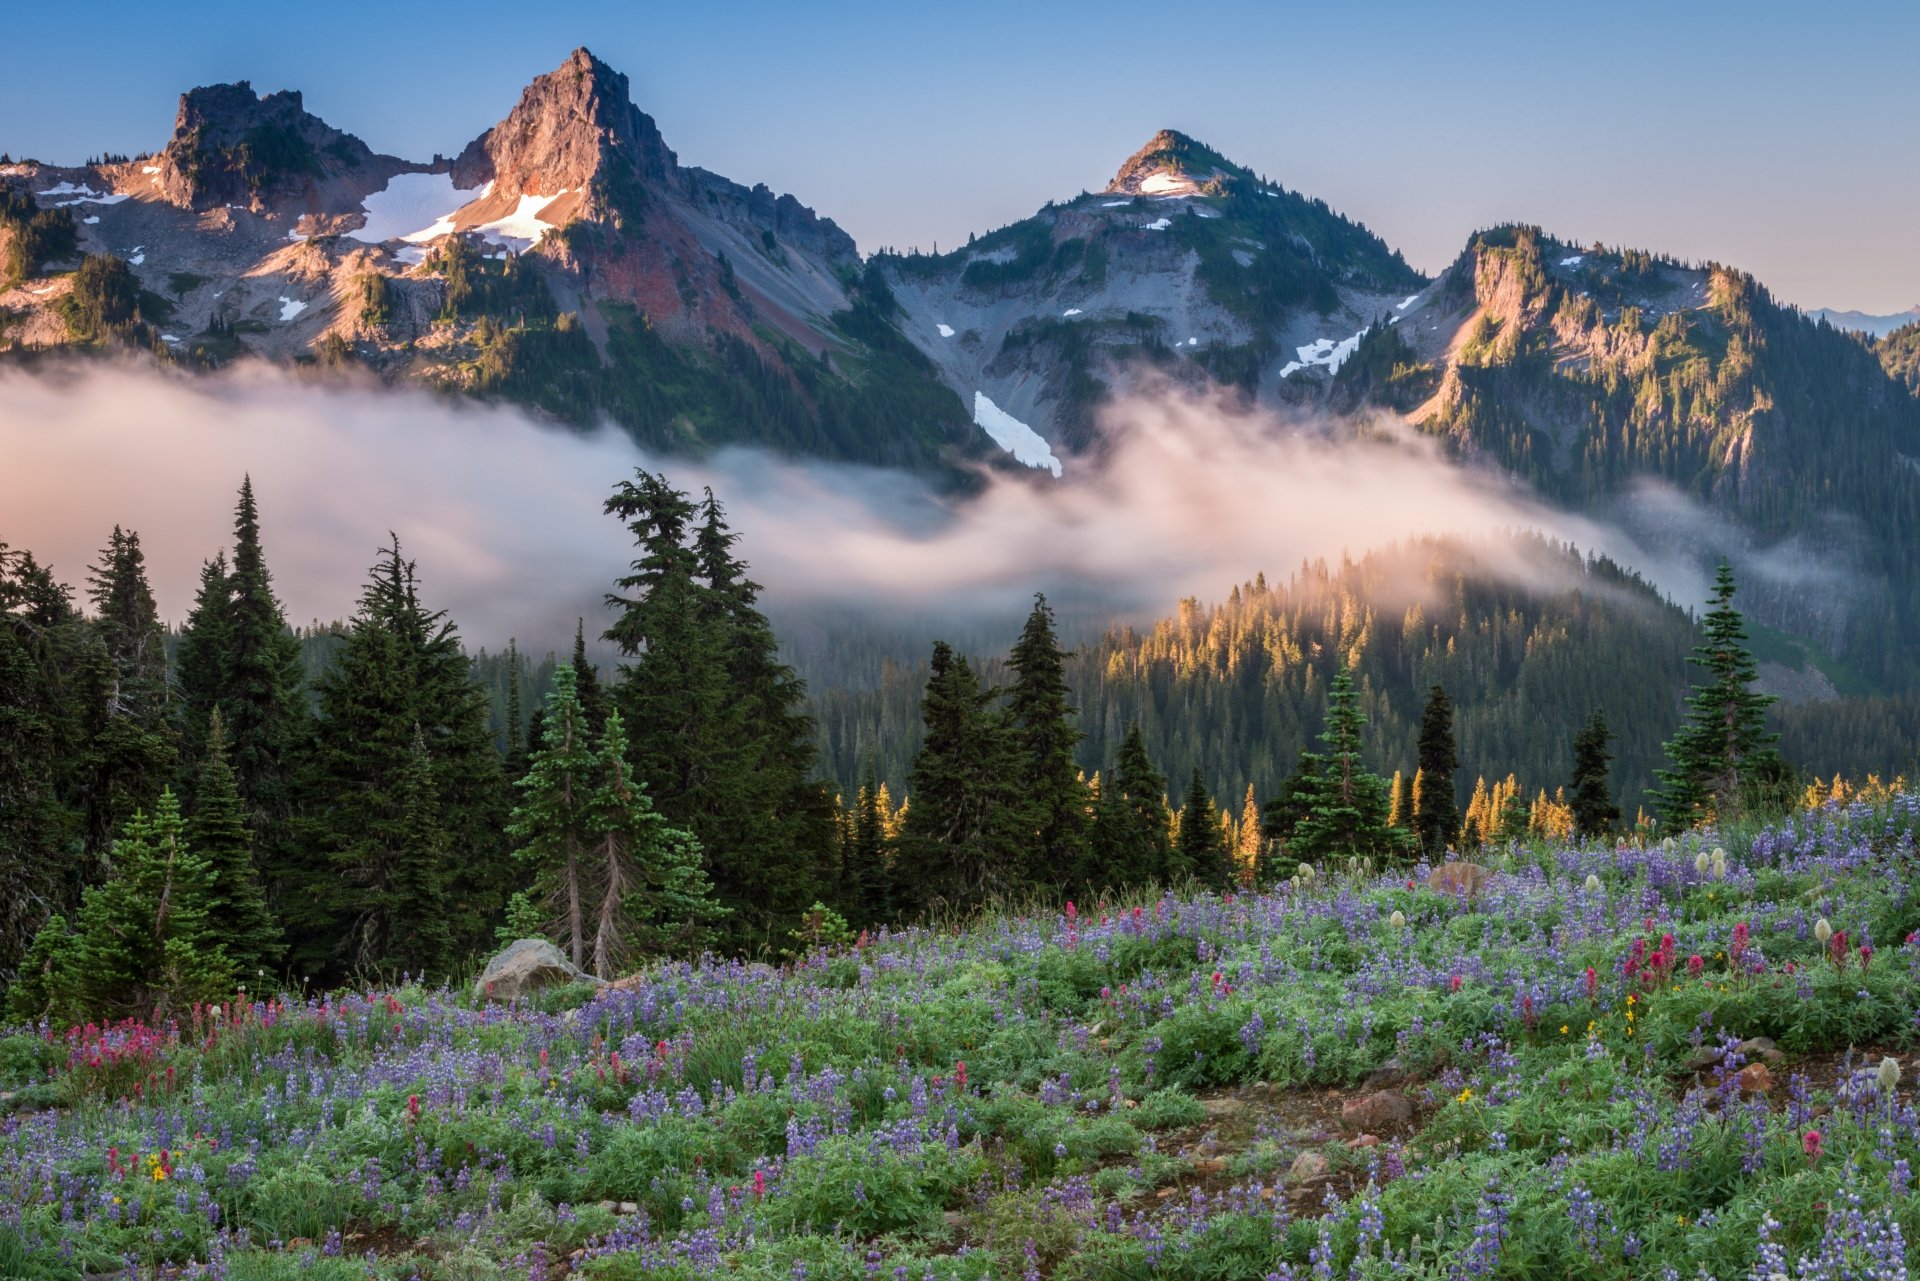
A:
[
  {"xmin": 1005, "ymin": 593, "xmax": 1087, "ymax": 890},
  {"xmin": 86, "ymin": 527, "xmax": 170, "ymax": 729},
  {"xmin": 1414, "ymin": 684, "xmax": 1460, "ymax": 857},
  {"xmin": 1568, "ymin": 710, "xmax": 1622, "ymax": 839},
  {"xmin": 293, "ymin": 539, "xmax": 504, "ymax": 980},
  {"xmin": 508, "ymin": 664, "xmax": 597, "ymax": 967},
  {"xmin": 174, "ymin": 553, "xmax": 230, "ymax": 772},
  {"xmin": 606, "ymin": 474, "xmax": 833, "ymax": 951},
  {"xmin": 1291, "ymin": 667, "xmax": 1398, "ymax": 862},
  {"xmin": 1653, "ymin": 563, "xmax": 1788, "ymax": 828},
  {"xmin": 841, "ymin": 753, "xmax": 891, "ymax": 928},
  {"xmin": 219, "ymin": 477, "xmax": 307, "ymax": 832},
  {"xmin": 187, "ymin": 710, "xmax": 282, "ymax": 976},
  {"xmin": 503, "ymin": 637, "xmax": 529, "ymax": 780},
  {"xmin": 571, "ymin": 618, "xmax": 608, "ymax": 738},
  {"xmin": 897, "ymin": 642, "xmax": 1028, "ymax": 912}
]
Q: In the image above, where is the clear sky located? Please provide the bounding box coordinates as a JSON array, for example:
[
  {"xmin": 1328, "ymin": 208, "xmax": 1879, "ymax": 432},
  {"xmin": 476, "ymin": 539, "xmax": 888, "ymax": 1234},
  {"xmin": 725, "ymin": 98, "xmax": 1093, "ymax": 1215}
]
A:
[{"xmin": 3, "ymin": 0, "xmax": 1915, "ymax": 312}]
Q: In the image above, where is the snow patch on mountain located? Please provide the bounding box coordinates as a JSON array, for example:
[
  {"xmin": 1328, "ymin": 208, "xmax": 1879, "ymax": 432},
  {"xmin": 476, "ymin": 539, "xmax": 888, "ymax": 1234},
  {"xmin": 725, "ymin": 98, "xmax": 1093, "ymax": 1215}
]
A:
[
  {"xmin": 1143, "ymin": 218, "xmax": 1171, "ymax": 231},
  {"xmin": 1278, "ymin": 328, "xmax": 1367, "ymax": 378},
  {"xmin": 936, "ymin": 323, "xmax": 955, "ymax": 338},
  {"xmin": 471, "ymin": 191, "xmax": 566, "ymax": 254},
  {"xmin": 348, "ymin": 172, "xmax": 481, "ymax": 244},
  {"xmin": 973, "ymin": 392, "xmax": 1062, "ymax": 477},
  {"xmin": 278, "ymin": 297, "xmax": 308, "ymax": 321}
]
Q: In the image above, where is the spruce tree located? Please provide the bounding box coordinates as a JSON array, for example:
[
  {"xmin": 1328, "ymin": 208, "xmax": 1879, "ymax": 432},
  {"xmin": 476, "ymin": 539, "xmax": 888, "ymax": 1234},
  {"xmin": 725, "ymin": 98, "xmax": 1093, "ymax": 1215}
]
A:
[
  {"xmin": 187, "ymin": 710, "xmax": 281, "ymax": 975},
  {"xmin": 898, "ymin": 642, "xmax": 1028, "ymax": 911},
  {"xmin": 571, "ymin": 619, "xmax": 608, "ymax": 738},
  {"xmin": 1414, "ymin": 684, "xmax": 1460, "ymax": 857},
  {"xmin": 508, "ymin": 664, "xmax": 597, "ymax": 967},
  {"xmin": 1005, "ymin": 593, "xmax": 1087, "ymax": 890},
  {"xmin": 1175, "ymin": 769, "xmax": 1229, "ymax": 891},
  {"xmin": 1653, "ymin": 563, "xmax": 1787, "ymax": 828},
  {"xmin": 1568, "ymin": 710, "xmax": 1622, "ymax": 838},
  {"xmin": 1292, "ymin": 667, "xmax": 1397, "ymax": 862},
  {"xmin": 583, "ymin": 709, "xmax": 721, "ymax": 973},
  {"xmin": 73, "ymin": 790, "xmax": 233, "ymax": 1021},
  {"xmin": 503, "ymin": 637, "xmax": 528, "ymax": 780}
]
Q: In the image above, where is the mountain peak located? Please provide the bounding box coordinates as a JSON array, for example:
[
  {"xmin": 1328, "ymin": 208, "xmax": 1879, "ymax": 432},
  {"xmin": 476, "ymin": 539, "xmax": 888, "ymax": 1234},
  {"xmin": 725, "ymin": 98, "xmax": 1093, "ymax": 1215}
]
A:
[
  {"xmin": 1107, "ymin": 129, "xmax": 1239, "ymax": 196},
  {"xmin": 450, "ymin": 47, "xmax": 676, "ymax": 221},
  {"xmin": 153, "ymin": 78, "xmax": 380, "ymax": 211}
]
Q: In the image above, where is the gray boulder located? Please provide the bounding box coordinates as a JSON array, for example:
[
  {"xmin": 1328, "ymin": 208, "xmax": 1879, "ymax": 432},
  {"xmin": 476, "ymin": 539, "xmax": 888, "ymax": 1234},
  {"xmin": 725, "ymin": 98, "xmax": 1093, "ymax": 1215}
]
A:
[{"xmin": 474, "ymin": 938, "xmax": 603, "ymax": 1003}]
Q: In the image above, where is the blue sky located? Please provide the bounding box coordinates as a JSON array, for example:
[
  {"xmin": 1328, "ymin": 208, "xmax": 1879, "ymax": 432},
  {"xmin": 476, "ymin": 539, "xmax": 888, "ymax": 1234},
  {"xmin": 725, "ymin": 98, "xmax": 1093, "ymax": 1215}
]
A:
[{"xmin": 4, "ymin": 0, "xmax": 1915, "ymax": 311}]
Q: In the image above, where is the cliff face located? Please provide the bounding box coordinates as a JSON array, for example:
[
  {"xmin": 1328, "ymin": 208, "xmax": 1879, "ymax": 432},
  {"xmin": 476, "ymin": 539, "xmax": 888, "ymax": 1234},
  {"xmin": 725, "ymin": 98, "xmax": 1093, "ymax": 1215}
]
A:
[{"xmin": 152, "ymin": 82, "xmax": 399, "ymax": 213}]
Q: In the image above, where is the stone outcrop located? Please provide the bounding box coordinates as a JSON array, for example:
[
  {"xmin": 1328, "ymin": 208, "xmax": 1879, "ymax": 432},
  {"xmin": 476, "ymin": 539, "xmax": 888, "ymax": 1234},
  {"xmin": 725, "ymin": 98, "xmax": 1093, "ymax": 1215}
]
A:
[{"xmin": 473, "ymin": 938, "xmax": 602, "ymax": 1003}]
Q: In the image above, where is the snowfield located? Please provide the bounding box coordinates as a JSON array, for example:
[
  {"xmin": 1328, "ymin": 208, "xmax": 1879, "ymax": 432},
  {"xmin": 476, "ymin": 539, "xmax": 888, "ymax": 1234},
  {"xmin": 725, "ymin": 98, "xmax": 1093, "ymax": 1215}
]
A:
[
  {"xmin": 1138, "ymin": 172, "xmax": 1190, "ymax": 195},
  {"xmin": 471, "ymin": 192, "xmax": 566, "ymax": 254},
  {"xmin": 347, "ymin": 173, "xmax": 482, "ymax": 244},
  {"xmin": 278, "ymin": 298, "xmax": 308, "ymax": 322},
  {"xmin": 38, "ymin": 182, "xmax": 129, "ymax": 207},
  {"xmin": 1143, "ymin": 218, "xmax": 1171, "ymax": 231},
  {"xmin": 936, "ymin": 323, "xmax": 955, "ymax": 338},
  {"xmin": 1278, "ymin": 328, "xmax": 1367, "ymax": 378},
  {"xmin": 973, "ymin": 392, "xmax": 1063, "ymax": 477}
]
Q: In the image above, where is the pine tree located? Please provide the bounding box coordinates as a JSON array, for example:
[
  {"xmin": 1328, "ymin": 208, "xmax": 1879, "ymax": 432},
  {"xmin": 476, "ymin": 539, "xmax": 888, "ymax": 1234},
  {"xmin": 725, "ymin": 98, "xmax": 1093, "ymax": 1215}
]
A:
[
  {"xmin": 1292, "ymin": 667, "xmax": 1398, "ymax": 862},
  {"xmin": 1005, "ymin": 593, "xmax": 1087, "ymax": 890},
  {"xmin": 1568, "ymin": 710, "xmax": 1621, "ymax": 838},
  {"xmin": 508, "ymin": 664, "xmax": 596, "ymax": 966},
  {"xmin": 70, "ymin": 629, "xmax": 177, "ymax": 861},
  {"xmin": 1175, "ymin": 769, "xmax": 1229, "ymax": 891},
  {"xmin": 1653, "ymin": 563, "xmax": 1788, "ymax": 828},
  {"xmin": 73, "ymin": 790, "xmax": 233, "ymax": 1021},
  {"xmin": 583, "ymin": 709, "xmax": 721, "ymax": 973},
  {"xmin": 898, "ymin": 642, "xmax": 1028, "ymax": 911},
  {"xmin": 187, "ymin": 710, "xmax": 281, "ymax": 975},
  {"xmin": 1414, "ymin": 684, "xmax": 1460, "ymax": 857}
]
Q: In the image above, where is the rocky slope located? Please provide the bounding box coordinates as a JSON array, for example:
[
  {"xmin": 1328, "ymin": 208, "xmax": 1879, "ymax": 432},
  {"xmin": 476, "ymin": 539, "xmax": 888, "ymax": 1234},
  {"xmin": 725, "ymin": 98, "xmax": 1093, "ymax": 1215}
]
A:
[
  {"xmin": 877, "ymin": 129, "xmax": 1426, "ymax": 458},
  {"xmin": 0, "ymin": 49, "xmax": 974, "ymax": 469}
]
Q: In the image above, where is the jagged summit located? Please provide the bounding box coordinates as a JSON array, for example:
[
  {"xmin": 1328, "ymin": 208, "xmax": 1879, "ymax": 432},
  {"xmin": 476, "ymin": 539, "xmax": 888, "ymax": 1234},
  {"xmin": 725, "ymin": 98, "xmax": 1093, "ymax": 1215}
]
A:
[
  {"xmin": 152, "ymin": 80, "xmax": 396, "ymax": 212},
  {"xmin": 1106, "ymin": 129, "xmax": 1244, "ymax": 196},
  {"xmin": 450, "ymin": 47, "xmax": 675, "ymax": 230}
]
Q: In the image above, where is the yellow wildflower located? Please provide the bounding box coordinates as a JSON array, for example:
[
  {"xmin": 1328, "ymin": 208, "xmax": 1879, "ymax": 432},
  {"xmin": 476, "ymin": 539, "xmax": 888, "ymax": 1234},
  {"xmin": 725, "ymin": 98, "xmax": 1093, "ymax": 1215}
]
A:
[{"xmin": 1456, "ymin": 1087, "xmax": 1474, "ymax": 1104}]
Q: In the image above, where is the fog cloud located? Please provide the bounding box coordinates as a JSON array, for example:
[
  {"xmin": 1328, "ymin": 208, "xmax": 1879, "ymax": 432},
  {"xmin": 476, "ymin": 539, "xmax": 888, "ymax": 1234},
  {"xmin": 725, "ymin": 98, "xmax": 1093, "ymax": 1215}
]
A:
[{"xmin": 0, "ymin": 362, "xmax": 1788, "ymax": 648}]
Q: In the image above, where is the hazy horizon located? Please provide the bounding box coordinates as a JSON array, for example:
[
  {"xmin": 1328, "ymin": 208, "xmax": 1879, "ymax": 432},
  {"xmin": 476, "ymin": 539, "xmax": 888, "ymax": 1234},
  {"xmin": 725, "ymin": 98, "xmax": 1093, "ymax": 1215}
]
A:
[{"xmin": 2, "ymin": 0, "xmax": 1915, "ymax": 313}]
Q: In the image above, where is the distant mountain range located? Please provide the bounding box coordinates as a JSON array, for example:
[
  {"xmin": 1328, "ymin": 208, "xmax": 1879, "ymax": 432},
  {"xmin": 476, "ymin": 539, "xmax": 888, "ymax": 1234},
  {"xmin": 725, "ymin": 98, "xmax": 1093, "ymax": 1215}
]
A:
[
  {"xmin": 4, "ymin": 47, "xmax": 1920, "ymax": 692},
  {"xmin": 1809, "ymin": 305, "xmax": 1920, "ymax": 337}
]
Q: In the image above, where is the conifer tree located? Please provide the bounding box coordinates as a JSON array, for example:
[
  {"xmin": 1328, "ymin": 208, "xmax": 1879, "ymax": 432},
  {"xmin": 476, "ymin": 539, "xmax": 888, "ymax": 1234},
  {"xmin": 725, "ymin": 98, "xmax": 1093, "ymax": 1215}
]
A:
[
  {"xmin": 73, "ymin": 790, "xmax": 233, "ymax": 1021},
  {"xmin": 842, "ymin": 754, "xmax": 891, "ymax": 927},
  {"xmin": 70, "ymin": 629, "xmax": 177, "ymax": 861},
  {"xmin": 1261, "ymin": 749, "xmax": 1322, "ymax": 853},
  {"xmin": 1006, "ymin": 593, "xmax": 1087, "ymax": 889},
  {"xmin": 607, "ymin": 474, "xmax": 832, "ymax": 950},
  {"xmin": 1653, "ymin": 563, "xmax": 1788, "ymax": 828},
  {"xmin": 293, "ymin": 539, "xmax": 503, "ymax": 979},
  {"xmin": 86, "ymin": 526, "xmax": 169, "ymax": 729},
  {"xmin": 1235, "ymin": 784, "xmax": 1262, "ymax": 884},
  {"xmin": 1568, "ymin": 710, "xmax": 1622, "ymax": 838},
  {"xmin": 187, "ymin": 710, "xmax": 281, "ymax": 975},
  {"xmin": 509, "ymin": 664, "xmax": 596, "ymax": 966},
  {"xmin": 1175, "ymin": 768, "xmax": 1229, "ymax": 891},
  {"xmin": 503, "ymin": 637, "xmax": 528, "ymax": 779},
  {"xmin": 583, "ymin": 709, "xmax": 721, "ymax": 973},
  {"xmin": 898, "ymin": 642, "xmax": 1027, "ymax": 911},
  {"xmin": 1086, "ymin": 723, "xmax": 1171, "ymax": 889},
  {"xmin": 1414, "ymin": 684, "xmax": 1460, "ymax": 857},
  {"xmin": 220, "ymin": 477, "xmax": 307, "ymax": 829},
  {"xmin": 1292, "ymin": 667, "xmax": 1398, "ymax": 862},
  {"xmin": 571, "ymin": 618, "xmax": 608, "ymax": 738},
  {"xmin": 174, "ymin": 553, "xmax": 230, "ymax": 770}
]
